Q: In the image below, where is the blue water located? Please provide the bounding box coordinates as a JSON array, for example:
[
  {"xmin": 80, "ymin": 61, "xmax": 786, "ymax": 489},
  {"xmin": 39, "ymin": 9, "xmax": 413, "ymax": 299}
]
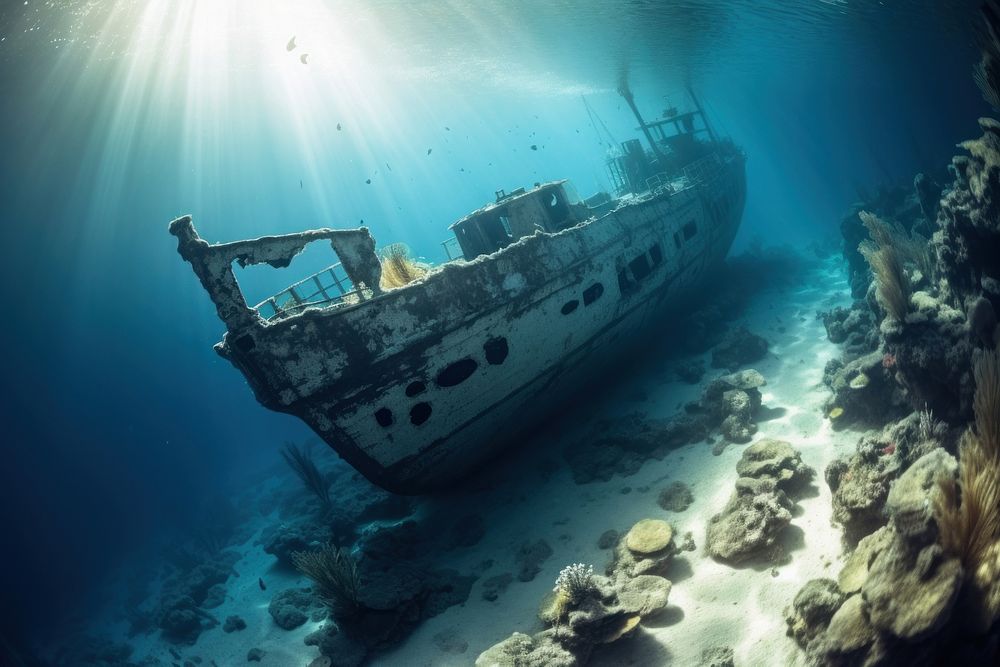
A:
[{"xmin": 0, "ymin": 0, "xmax": 985, "ymax": 662}]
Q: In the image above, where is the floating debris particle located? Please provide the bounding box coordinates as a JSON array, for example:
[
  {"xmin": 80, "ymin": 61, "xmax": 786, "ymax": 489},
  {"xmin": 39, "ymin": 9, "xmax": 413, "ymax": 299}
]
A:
[
  {"xmin": 336, "ymin": 123, "xmax": 342, "ymax": 131},
  {"xmin": 530, "ymin": 144, "xmax": 538, "ymax": 151},
  {"xmin": 427, "ymin": 148, "xmax": 433, "ymax": 155},
  {"xmin": 286, "ymin": 36, "xmax": 296, "ymax": 51},
  {"xmin": 300, "ymin": 53, "xmax": 309, "ymax": 64}
]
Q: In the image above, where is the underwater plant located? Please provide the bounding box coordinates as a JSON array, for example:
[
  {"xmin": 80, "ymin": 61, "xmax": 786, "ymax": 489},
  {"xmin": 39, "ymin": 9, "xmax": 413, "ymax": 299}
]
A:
[
  {"xmin": 935, "ymin": 349, "xmax": 1000, "ymax": 627},
  {"xmin": 858, "ymin": 211, "xmax": 912, "ymax": 322},
  {"xmin": 291, "ymin": 544, "xmax": 361, "ymax": 618},
  {"xmin": 919, "ymin": 404, "xmax": 941, "ymax": 441},
  {"xmin": 379, "ymin": 243, "xmax": 427, "ymax": 289},
  {"xmin": 280, "ymin": 441, "xmax": 332, "ymax": 512}
]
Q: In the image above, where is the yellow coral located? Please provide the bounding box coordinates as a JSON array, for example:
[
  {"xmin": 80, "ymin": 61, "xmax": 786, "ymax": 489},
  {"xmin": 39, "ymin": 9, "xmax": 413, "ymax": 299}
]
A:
[
  {"xmin": 829, "ymin": 407, "xmax": 844, "ymax": 420},
  {"xmin": 849, "ymin": 373, "xmax": 870, "ymax": 390},
  {"xmin": 538, "ymin": 588, "xmax": 571, "ymax": 625}
]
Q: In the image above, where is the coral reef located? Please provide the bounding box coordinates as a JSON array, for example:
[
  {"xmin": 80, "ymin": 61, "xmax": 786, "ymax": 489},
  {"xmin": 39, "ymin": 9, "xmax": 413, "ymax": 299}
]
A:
[
  {"xmin": 826, "ymin": 411, "xmax": 946, "ymax": 545},
  {"xmin": 787, "ymin": 449, "xmax": 965, "ymax": 664},
  {"xmin": 789, "ymin": 349, "xmax": 1000, "ymax": 664},
  {"xmin": 155, "ymin": 550, "xmax": 238, "ymax": 644},
  {"xmin": 269, "ymin": 586, "xmax": 327, "ymax": 630},
  {"xmin": 707, "ymin": 439, "xmax": 814, "ymax": 564}
]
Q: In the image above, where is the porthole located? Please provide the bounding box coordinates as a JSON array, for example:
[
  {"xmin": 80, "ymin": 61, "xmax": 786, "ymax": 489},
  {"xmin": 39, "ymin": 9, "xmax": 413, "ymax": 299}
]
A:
[
  {"xmin": 375, "ymin": 407, "xmax": 393, "ymax": 427},
  {"xmin": 436, "ymin": 358, "xmax": 478, "ymax": 387},
  {"xmin": 583, "ymin": 282, "xmax": 604, "ymax": 305},
  {"xmin": 484, "ymin": 337, "xmax": 509, "ymax": 365},
  {"xmin": 561, "ymin": 300, "xmax": 579, "ymax": 315},
  {"xmin": 405, "ymin": 381, "xmax": 426, "ymax": 397},
  {"xmin": 410, "ymin": 402, "xmax": 432, "ymax": 425}
]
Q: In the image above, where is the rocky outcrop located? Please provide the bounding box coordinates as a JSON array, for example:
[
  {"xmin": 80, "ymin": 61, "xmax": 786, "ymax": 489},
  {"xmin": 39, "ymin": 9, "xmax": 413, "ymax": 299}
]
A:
[
  {"xmin": 698, "ymin": 369, "xmax": 768, "ymax": 445},
  {"xmin": 790, "ymin": 449, "xmax": 970, "ymax": 665},
  {"xmin": 269, "ymin": 587, "xmax": 325, "ymax": 630},
  {"xmin": 657, "ymin": 481, "xmax": 694, "ymax": 512},
  {"xmin": 824, "ymin": 350, "xmax": 906, "ymax": 430},
  {"xmin": 477, "ymin": 519, "xmax": 683, "ymax": 667},
  {"xmin": 826, "ymin": 411, "xmax": 946, "ymax": 546},
  {"xmin": 608, "ymin": 519, "xmax": 694, "ymax": 579},
  {"xmin": 707, "ymin": 440, "xmax": 815, "ymax": 564},
  {"xmin": 710, "ymin": 327, "xmax": 769, "ymax": 371},
  {"xmin": 819, "ymin": 304, "xmax": 878, "ymax": 355},
  {"xmin": 785, "ymin": 578, "xmax": 845, "ymax": 647}
]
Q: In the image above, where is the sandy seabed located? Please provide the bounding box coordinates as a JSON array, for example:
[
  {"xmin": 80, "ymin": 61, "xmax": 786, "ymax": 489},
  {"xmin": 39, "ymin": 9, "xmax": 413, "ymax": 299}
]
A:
[{"xmin": 107, "ymin": 255, "xmax": 862, "ymax": 667}]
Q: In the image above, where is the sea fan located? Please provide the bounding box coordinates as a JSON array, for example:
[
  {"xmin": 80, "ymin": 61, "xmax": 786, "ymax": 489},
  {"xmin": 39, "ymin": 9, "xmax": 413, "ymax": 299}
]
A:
[
  {"xmin": 280, "ymin": 441, "xmax": 332, "ymax": 511},
  {"xmin": 935, "ymin": 349, "xmax": 1000, "ymax": 628},
  {"xmin": 291, "ymin": 544, "xmax": 361, "ymax": 618},
  {"xmin": 858, "ymin": 211, "xmax": 911, "ymax": 322}
]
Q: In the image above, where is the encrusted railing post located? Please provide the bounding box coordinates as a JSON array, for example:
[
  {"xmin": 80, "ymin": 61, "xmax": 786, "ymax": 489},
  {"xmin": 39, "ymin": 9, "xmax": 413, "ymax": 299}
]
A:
[{"xmin": 169, "ymin": 215, "xmax": 260, "ymax": 332}]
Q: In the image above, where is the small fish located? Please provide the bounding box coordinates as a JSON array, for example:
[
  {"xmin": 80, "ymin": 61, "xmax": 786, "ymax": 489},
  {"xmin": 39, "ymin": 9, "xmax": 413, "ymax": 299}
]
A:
[
  {"xmin": 300, "ymin": 53, "xmax": 309, "ymax": 64},
  {"xmin": 299, "ymin": 179, "xmax": 303, "ymax": 189},
  {"xmin": 258, "ymin": 577, "xmax": 266, "ymax": 591},
  {"xmin": 365, "ymin": 178, "xmax": 371, "ymax": 184},
  {"xmin": 286, "ymin": 36, "xmax": 296, "ymax": 51},
  {"xmin": 426, "ymin": 148, "xmax": 432, "ymax": 155},
  {"xmin": 445, "ymin": 126, "xmax": 451, "ymax": 131},
  {"xmin": 530, "ymin": 144, "xmax": 538, "ymax": 151},
  {"xmin": 336, "ymin": 122, "xmax": 342, "ymax": 131},
  {"xmin": 386, "ymin": 162, "xmax": 392, "ymax": 171}
]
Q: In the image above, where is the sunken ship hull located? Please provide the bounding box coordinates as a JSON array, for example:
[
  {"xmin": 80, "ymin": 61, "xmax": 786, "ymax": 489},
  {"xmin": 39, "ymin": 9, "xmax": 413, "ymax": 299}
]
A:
[{"xmin": 170, "ymin": 149, "xmax": 746, "ymax": 494}]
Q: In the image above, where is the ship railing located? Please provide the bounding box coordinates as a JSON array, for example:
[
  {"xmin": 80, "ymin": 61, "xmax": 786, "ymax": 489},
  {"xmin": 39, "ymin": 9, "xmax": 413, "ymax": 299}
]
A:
[
  {"xmin": 441, "ymin": 237, "xmax": 462, "ymax": 262},
  {"xmin": 644, "ymin": 172, "xmax": 674, "ymax": 193},
  {"xmin": 254, "ymin": 262, "xmax": 360, "ymax": 321},
  {"xmin": 682, "ymin": 153, "xmax": 723, "ymax": 185}
]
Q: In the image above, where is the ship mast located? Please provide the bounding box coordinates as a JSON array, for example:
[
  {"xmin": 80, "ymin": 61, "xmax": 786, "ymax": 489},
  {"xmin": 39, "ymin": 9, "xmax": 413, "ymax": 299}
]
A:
[
  {"xmin": 686, "ymin": 85, "xmax": 719, "ymax": 144},
  {"xmin": 617, "ymin": 78, "xmax": 666, "ymax": 162}
]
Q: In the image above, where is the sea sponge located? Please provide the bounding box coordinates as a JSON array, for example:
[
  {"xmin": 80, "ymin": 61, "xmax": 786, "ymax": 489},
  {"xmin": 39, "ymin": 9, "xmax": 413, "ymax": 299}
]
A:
[
  {"xmin": 625, "ymin": 519, "xmax": 674, "ymax": 555},
  {"xmin": 849, "ymin": 373, "xmax": 870, "ymax": 390}
]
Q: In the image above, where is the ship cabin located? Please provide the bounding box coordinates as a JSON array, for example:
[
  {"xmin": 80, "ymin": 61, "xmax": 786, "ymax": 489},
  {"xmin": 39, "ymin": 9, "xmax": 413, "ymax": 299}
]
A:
[
  {"xmin": 445, "ymin": 181, "xmax": 593, "ymax": 261},
  {"xmin": 607, "ymin": 97, "xmax": 721, "ymax": 197}
]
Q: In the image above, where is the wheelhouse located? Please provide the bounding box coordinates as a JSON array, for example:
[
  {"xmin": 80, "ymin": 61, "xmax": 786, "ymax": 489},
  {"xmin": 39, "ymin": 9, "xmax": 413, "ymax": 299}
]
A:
[{"xmin": 447, "ymin": 181, "xmax": 589, "ymax": 261}]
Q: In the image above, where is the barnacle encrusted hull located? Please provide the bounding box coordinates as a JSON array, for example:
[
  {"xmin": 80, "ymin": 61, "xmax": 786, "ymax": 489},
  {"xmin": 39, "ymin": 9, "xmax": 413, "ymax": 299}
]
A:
[{"xmin": 171, "ymin": 153, "xmax": 745, "ymax": 494}]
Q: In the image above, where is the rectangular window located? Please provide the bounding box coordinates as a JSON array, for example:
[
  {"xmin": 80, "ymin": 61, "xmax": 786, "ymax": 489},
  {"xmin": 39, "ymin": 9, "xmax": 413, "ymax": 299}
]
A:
[
  {"xmin": 683, "ymin": 221, "xmax": 697, "ymax": 241},
  {"xmin": 629, "ymin": 254, "xmax": 652, "ymax": 281},
  {"xmin": 649, "ymin": 243, "xmax": 663, "ymax": 266}
]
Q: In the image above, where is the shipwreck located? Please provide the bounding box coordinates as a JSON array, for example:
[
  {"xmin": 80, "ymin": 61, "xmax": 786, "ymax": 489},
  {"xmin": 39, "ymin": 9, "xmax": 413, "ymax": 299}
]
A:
[{"xmin": 170, "ymin": 89, "xmax": 747, "ymax": 494}]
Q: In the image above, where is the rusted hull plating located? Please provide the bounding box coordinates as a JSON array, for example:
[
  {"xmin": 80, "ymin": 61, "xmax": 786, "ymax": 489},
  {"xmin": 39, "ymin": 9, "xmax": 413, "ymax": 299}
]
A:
[{"xmin": 171, "ymin": 151, "xmax": 746, "ymax": 494}]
